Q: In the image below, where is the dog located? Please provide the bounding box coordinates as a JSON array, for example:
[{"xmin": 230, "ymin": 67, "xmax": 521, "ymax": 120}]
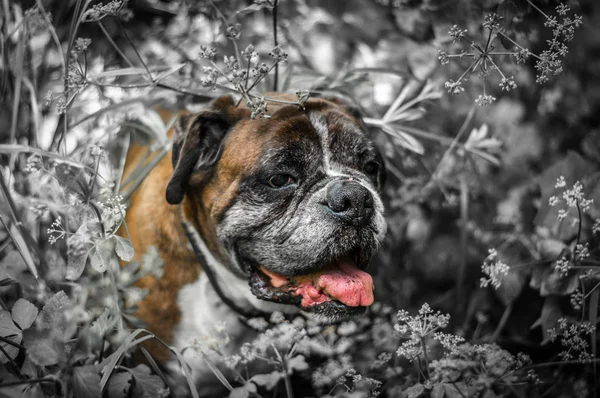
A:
[{"xmin": 122, "ymin": 94, "xmax": 387, "ymax": 392}]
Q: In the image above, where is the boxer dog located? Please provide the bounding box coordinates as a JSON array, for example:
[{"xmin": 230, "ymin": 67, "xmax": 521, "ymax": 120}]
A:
[{"xmin": 123, "ymin": 94, "xmax": 387, "ymax": 392}]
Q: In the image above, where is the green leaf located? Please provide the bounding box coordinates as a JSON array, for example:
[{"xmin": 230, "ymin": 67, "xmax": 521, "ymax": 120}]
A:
[
  {"xmin": 130, "ymin": 364, "xmax": 169, "ymax": 398},
  {"xmin": 40, "ymin": 290, "xmax": 71, "ymax": 334},
  {"xmin": 430, "ymin": 384, "xmax": 445, "ymax": 398},
  {"xmin": 100, "ymin": 329, "xmax": 153, "ymax": 390},
  {"xmin": 90, "ymin": 239, "xmax": 115, "ymax": 273},
  {"xmin": 0, "ymin": 309, "xmax": 21, "ymax": 363},
  {"xmin": 228, "ymin": 382, "xmax": 257, "ymax": 398},
  {"xmin": 11, "ymin": 298, "xmax": 38, "ymax": 330},
  {"xmin": 22, "ymin": 328, "xmax": 64, "ymax": 366},
  {"xmin": 250, "ymin": 371, "xmax": 284, "ymax": 390},
  {"xmin": 66, "ymin": 250, "xmax": 89, "ymax": 280},
  {"xmin": 73, "ymin": 365, "xmax": 102, "ymax": 398},
  {"xmin": 90, "ymin": 308, "xmax": 116, "ymax": 337},
  {"xmin": 540, "ymin": 268, "xmax": 579, "ymax": 296},
  {"xmin": 532, "ymin": 296, "xmax": 563, "ymax": 343},
  {"xmin": 7, "ymin": 222, "xmax": 38, "ymax": 280},
  {"xmin": 443, "ymin": 383, "xmax": 468, "ymax": 398},
  {"xmin": 107, "ymin": 371, "xmax": 132, "ymax": 398},
  {"xmin": 113, "ymin": 235, "xmax": 134, "ymax": 262},
  {"xmin": 287, "ymin": 354, "xmax": 309, "ymax": 373},
  {"xmin": 402, "ymin": 383, "xmax": 425, "ymax": 398},
  {"xmin": 536, "ymin": 238, "xmax": 568, "ymax": 260},
  {"xmin": 494, "ymin": 244, "xmax": 531, "ymax": 305}
]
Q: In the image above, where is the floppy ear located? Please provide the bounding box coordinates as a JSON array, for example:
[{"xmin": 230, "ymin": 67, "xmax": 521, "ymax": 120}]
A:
[{"xmin": 165, "ymin": 96, "xmax": 236, "ymax": 205}]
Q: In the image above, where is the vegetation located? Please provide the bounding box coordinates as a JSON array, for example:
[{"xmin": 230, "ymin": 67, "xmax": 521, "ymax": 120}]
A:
[{"xmin": 0, "ymin": 0, "xmax": 599, "ymax": 397}]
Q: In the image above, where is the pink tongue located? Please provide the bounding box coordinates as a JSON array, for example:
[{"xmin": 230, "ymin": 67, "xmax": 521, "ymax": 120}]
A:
[
  {"xmin": 260, "ymin": 262, "xmax": 375, "ymax": 308},
  {"xmin": 316, "ymin": 262, "xmax": 374, "ymax": 307}
]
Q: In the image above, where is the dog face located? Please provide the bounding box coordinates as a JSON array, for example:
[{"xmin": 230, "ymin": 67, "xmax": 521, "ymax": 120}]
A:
[{"xmin": 166, "ymin": 95, "xmax": 387, "ymax": 321}]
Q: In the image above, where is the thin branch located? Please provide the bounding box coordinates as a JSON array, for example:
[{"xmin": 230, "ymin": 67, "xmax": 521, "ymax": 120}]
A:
[{"xmin": 272, "ymin": 0, "xmax": 279, "ymax": 91}]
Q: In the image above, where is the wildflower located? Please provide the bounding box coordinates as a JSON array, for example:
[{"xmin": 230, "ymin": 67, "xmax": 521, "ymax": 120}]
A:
[
  {"xmin": 482, "ymin": 13, "xmax": 503, "ymax": 30},
  {"xmin": 514, "ymin": 47, "xmax": 531, "ymax": 64},
  {"xmin": 499, "ymin": 76, "xmax": 517, "ymax": 91},
  {"xmin": 90, "ymin": 143, "xmax": 106, "ymax": 158},
  {"xmin": 199, "ymin": 45, "xmax": 217, "ymax": 60},
  {"xmin": 74, "ymin": 38, "xmax": 91, "ymax": 54},
  {"xmin": 515, "ymin": 352, "xmax": 532, "ymax": 368},
  {"xmin": 555, "ymin": 176, "xmax": 566, "ymax": 188},
  {"xmin": 226, "ymin": 23, "xmax": 242, "ymax": 40},
  {"xmin": 201, "ymin": 66, "xmax": 219, "ymax": 90},
  {"xmin": 44, "ymin": 91, "xmax": 54, "ymax": 106},
  {"xmin": 527, "ymin": 369, "xmax": 542, "ymax": 385},
  {"xmin": 437, "ymin": 49, "xmax": 449, "ymax": 65},
  {"xmin": 269, "ymin": 46, "xmax": 288, "ymax": 63},
  {"xmin": 47, "ymin": 216, "xmax": 66, "ymax": 245},
  {"xmin": 448, "ymin": 25, "xmax": 467, "ymax": 42},
  {"xmin": 433, "ymin": 332, "xmax": 465, "ymax": 354},
  {"xmin": 554, "ymin": 256, "xmax": 571, "ymax": 276},
  {"xmin": 241, "ymin": 44, "xmax": 257, "ymax": 60},
  {"xmin": 580, "ymin": 269, "xmax": 595, "ymax": 280},
  {"xmin": 548, "ymin": 318, "xmax": 596, "ymax": 361},
  {"xmin": 252, "ymin": 62, "xmax": 270, "ymax": 77},
  {"xmin": 247, "ymin": 96, "xmax": 268, "ymax": 119},
  {"xmin": 100, "ymin": 195, "xmax": 127, "ymax": 233},
  {"xmin": 223, "ymin": 354, "xmax": 241, "ymax": 369},
  {"xmin": 56, "ymin": 98, "xmax": 67, "ymax": 115},
  {"xmin": 549, "ymin": 196, "xmax": 559, "ymax": 206},
  {"xmin": 29, "ymin": 201, "xmax": 48, "ymax": 218},
  {"xmin": 574, "ymin": 243, "xmax": 589, "ymax": 261},
  {"xmin": 557, "ymin": 209, "xmax": 568, "ymax": 220},
  {"xmin": 556, "ymin": 3, "xmax": 570, "ymax": 16},
  {"xmin": 24, "ymin": 154, "xmax": 43, "ymax": 173},
  {"xmin": 570, "ymin": 290, "xmax": 584, "ymax": 310},
  {"xmin": 230, "ymin": 70, "xmax": 247, "ymax": 86},
  {"xmin": 395, "ymin": 304, "xmax": 451, "ymax": 361},
  {"xmin": 480, "ymin": 248, "xmax": 509, "ymax": 289},
  {"xmin": 593, "ymin": 218, "xmax": 600, "ymax": 234},
  {"xmin": 444, "ymin": 79, "xmax": 464, "ymax": 95},
  {"xmin": 223, "ymin": 55, "xmax": 239, "ymax": 71},
  {"xmin": 475, "ymin": 94, "xmax": 496, "ymax": 106}
]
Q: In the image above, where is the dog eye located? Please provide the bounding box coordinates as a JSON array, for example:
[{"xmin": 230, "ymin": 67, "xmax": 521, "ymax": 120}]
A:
[
  {"xmin": 267, "ymin": 173, "xmax": 295, "ymax": 188},
  {"xmin": 363, "ymin": 161, "xmax": 380, "ymax": 176}
]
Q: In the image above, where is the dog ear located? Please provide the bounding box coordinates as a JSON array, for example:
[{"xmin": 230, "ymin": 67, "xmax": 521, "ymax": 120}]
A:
[{"xmin": 166, "ymin": 96, "xmax": 237, "ymax": 205}]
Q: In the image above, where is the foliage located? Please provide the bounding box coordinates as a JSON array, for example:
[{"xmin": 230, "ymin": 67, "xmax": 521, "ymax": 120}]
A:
[{"xmin": 1, "ymin": 0, "xmax": 599, "ymax": 397}]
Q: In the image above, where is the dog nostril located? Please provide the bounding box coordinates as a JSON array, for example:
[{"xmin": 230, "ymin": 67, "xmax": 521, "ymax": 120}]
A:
[{"xmin": 325, "ymin": 180, "xmax": 375, "ymax": 225}]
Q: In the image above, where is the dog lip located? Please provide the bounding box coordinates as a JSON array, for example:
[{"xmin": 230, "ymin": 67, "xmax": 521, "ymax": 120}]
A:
[{"xmin": 252, "ymin": 252, "xmax": 374, "ymax": 308}]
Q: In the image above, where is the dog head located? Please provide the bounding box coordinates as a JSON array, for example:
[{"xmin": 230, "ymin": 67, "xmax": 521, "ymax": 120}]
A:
[{"xmin": 166, "ymin": 94, "xmax": 387, "ymax": 322}]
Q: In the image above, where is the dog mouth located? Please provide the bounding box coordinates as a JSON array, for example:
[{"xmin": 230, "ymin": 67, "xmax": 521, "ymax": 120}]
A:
[{"xmin": 246, "ymin": 252, "xmax": 375, "ymax": 318}]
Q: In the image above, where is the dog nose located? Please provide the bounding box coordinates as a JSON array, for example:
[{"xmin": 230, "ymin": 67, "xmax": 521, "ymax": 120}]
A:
[{"xmin": 324, "ymin": 180, "xmax": 374, "ymax": 225}]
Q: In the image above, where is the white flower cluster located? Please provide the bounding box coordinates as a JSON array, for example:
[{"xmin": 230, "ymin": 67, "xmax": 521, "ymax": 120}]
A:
[
  {"xmin": 549, "ymin": 176, "xmax": 594, "ymax": 220},
  {"xmin": 548, "ymin": 318, "xmax": 596, "ymax": 362},
  {"xmin": 480, "ymin": 248, "xmax": 510, "ymax": 289},
  {"xmin": 395, "ymin": 303, "xmax": 455, "ymax": 361}
]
